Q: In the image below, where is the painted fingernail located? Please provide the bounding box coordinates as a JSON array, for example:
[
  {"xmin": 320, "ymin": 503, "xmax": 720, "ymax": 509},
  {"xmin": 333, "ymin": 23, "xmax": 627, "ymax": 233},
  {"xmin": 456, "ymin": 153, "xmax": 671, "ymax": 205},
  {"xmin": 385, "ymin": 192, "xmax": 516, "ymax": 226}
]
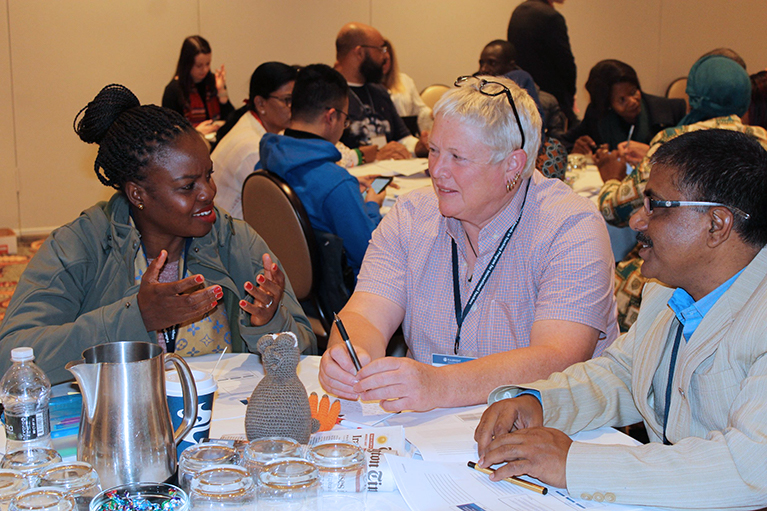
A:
[
  {"xmin": 210, "ymin": 301, "xmax": 217, "ymax": 308},
  {"xmin": 214, "ymin": 290, "xmax": 223, "ymax": 300},
  {"xmin": 244, "ymin": 281, "xmax": 253, "ymax": 291},
  {"xmin": 257, "ymin": 275, "xmax": 265, "ymax": 284},
  {"xmin": 195, "ymin": 275, "xmax": 204, "ymax": 284},
  {"xmin": 272, "ymin": 263, "xmax": 278, "ymax": 271},
  {"xmin": 239, "ymin": 300, "xmax": 248, "ymax": 308}
]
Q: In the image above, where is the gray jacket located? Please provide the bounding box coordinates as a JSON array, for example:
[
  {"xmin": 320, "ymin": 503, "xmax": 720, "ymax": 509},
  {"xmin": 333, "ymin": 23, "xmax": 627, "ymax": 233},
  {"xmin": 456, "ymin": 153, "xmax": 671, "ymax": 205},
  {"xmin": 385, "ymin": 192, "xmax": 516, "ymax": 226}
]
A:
[{"xmin": 0, "ymin": 193, "xmax": 315, "ymax": 384}]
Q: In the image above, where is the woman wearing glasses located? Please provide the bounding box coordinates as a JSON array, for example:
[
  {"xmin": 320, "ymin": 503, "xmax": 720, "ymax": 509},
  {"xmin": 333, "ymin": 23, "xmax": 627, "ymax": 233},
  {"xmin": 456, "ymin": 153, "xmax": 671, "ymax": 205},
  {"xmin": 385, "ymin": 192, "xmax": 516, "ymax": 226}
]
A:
[
  {"xmin": 211, "ymin": 62, "xmax": 297, "ymax": 219},
  {"xmin": 319, "ymin": 75, "xmax": 619, "ymax": 412}
]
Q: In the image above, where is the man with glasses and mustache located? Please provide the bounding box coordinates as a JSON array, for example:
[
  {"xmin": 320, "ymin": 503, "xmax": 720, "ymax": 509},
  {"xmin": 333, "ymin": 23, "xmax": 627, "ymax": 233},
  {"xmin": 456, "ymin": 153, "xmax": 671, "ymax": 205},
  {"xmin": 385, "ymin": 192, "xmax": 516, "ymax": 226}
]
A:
[
  {"xmin": 259, "ymin": 64, "xmax": 386, "ymax": 279},
  {"xmin": 474, "ymin": 129, "xmax": 767, "ymax": 510},
  {"xmin": 334, "ymin": 22, "xmax": 427, "ymax": 162}
]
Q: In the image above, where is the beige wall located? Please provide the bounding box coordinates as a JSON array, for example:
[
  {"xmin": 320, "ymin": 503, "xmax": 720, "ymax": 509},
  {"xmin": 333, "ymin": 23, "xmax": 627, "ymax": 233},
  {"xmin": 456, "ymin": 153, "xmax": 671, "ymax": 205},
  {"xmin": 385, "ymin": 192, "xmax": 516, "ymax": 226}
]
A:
[{"xmin": 1, "ymin": 0, "xmax": 766, "ymax": 234}]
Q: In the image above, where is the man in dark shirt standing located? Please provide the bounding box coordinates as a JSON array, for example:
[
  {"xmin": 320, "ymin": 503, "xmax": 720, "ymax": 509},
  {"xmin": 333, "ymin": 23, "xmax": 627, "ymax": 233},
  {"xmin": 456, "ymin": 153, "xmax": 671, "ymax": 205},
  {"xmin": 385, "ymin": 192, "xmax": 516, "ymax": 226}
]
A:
[
  {"xmin": 507, "ymin": 0, "xmax": 577, "ymax": 125},
  {"xmin": 334, "ymin": 22, "xmax": 426, "ymax": 161}
]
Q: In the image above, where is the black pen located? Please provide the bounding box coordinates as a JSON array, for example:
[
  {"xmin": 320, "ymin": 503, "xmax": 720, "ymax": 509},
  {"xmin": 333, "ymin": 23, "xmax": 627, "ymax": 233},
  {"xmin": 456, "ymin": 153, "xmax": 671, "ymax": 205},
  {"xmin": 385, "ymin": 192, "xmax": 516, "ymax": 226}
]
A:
[{"xmin": 334, "ymin": 313, "xmax": 362, "ymax": 371}]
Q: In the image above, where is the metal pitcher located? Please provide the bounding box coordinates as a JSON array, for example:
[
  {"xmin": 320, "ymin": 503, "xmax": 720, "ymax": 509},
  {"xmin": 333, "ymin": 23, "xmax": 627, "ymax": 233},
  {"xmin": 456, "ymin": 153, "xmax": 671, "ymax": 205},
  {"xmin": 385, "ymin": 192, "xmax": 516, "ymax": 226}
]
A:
[{"xmin": 65, "ymin": 341, "xmax": 197, "ymax": 487}]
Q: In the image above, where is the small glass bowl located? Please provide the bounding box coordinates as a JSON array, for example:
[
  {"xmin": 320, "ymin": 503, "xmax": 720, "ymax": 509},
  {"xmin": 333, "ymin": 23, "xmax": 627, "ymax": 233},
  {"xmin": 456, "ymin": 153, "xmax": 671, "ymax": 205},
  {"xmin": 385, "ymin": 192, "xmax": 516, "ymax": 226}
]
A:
[
  {"xmin": 88, "ymin": 483, "xmax": 188, "ymax": 511},
  {"xmin": 307, "ymin": 442, "xmax": 366, "ymax": 493},
  {"xmin": 258, "ymin": 458, "xmax": 319, "ymax": 510},
  {"xmin": 239, "ymin": 437, "xmax": 301, "ymax": 484},
  {"xmin": 9, "ymin": 487, "xmax": 74, "ymax": 511},
  {"xmin": 1, "ymin": 450, "xmax": 62, "ymax": 486},
  {"xmin": 188, "ymin": 465, "xmax": 256, "ymax": 511},
  {"xmin": 0, "ymin": 469, "xmax": 29, "ymax": 511},
  {"xmin": 178, "ymin": 444, "xmax": 238, "ymax": 493}
]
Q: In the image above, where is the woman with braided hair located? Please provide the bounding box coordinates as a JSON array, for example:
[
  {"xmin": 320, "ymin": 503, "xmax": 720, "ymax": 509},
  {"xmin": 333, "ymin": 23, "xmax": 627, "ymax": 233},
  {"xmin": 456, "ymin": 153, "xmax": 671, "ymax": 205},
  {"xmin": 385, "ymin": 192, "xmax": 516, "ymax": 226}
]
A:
[
  {"xmin": 0, "ymin": 84, "xmax": 314, "ymax": 384},
  {"xmin": 162, "ymin": 35, "xmax": 234, "ymax": 137}
]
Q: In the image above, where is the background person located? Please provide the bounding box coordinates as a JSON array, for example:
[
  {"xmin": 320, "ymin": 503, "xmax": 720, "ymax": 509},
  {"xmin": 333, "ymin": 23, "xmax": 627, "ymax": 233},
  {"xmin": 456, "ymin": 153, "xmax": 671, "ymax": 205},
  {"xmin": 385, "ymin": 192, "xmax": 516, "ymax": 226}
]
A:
[
  {"xmin": 334, "ymin": 22, "xmax": 426, "ymax": 161},
  {"xmin": 259, "ymin": 64, "xmax": 386, "ymax": 278},
  {"xmin": 212, "ymin": 62, "xmax": 297, "ymax": 219},
  {"xmin": 162, "ymin": 35, "xmax": 233, "ymax": 137},
  {"xmin": 0, "ymin": 84, "xmax": 314, "ymax": 384},
  {"xmin": 381, "ymin": 38, "xmax": 433, "ymax": 141},
  {"xmin": 744, "ymin": 70, "xmax": 767, "ymax": 130},
  {"xmin": 319, "ymin": 75, "xmax": 618, "ymax": 412},
  {"xmin": 507, "ymin": 0, "xmax": 577, "ymax": 125},
  {"xmin": 562, "ymin": 60, "xmax": 686, "ymax": 158},
  {"xmin": 475, "ymin": 129, "xmax": 767, "ymax": 511}
]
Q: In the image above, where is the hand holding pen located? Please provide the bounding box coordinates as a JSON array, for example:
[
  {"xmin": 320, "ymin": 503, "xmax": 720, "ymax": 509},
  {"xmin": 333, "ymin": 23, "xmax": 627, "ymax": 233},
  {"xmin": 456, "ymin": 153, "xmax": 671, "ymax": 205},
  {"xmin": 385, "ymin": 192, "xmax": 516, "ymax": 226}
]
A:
[{"xmin": 318, "ymin": 314, "xmax": 372, "ymax": 400}]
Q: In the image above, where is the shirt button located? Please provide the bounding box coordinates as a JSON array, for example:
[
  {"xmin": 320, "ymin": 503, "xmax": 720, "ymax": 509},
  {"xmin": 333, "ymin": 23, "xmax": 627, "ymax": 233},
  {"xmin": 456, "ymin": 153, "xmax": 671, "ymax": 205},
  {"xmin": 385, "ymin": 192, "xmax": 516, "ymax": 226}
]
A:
[
  {"xmin": 194, "ymin": 247, "xmax": 199, "ymax": 253},
  {"xmin": 593, "ymin": 493, "xmax": 604, "ymax": 502},
  {"xmin": 605, "ymin": 493, "xmax": 616, "ymax": 503},
  {"xmin": 125, "ymin": 302, "xmax": 131, "ymax": 308},
  {"xmin": 580, "ymin": 493, "xmax": 592, "ymax": 501}
]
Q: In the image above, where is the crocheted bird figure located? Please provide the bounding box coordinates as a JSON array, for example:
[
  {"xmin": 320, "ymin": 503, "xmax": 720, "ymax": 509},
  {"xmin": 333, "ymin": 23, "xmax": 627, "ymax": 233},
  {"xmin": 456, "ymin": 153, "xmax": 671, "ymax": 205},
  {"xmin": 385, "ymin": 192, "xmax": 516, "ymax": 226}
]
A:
[{"xmin": 244, "ymin": 332, "xmax": 317, "ymax": 443}]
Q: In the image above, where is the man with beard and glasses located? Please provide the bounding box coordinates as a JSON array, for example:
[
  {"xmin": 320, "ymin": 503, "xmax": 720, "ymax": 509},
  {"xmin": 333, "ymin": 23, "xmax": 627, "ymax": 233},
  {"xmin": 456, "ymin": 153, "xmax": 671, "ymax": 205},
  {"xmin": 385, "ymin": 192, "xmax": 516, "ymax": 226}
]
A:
[
  {"xmin": 474, "ymin": 129, "xmax": 767, "ymax": 511},
  {"xmin": 334, "ymin": 22, "xmax": 427, "ymax": 161}
]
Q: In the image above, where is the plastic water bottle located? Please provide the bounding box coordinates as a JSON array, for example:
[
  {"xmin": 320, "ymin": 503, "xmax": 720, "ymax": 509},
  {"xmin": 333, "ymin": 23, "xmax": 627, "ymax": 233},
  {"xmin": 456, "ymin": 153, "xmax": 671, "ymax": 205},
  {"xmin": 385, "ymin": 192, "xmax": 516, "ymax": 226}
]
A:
[{"xmin": 0, "ymin": 348, "xmax": 52, "ymax": 454}]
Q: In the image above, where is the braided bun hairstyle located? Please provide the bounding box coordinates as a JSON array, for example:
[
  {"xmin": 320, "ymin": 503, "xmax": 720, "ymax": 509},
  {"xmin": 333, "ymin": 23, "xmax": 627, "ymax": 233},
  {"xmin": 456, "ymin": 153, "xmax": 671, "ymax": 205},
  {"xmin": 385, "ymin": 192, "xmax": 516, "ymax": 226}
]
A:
[{"xmin": 73, "ymin": 84, "xmax": 194, "ymax": 189}]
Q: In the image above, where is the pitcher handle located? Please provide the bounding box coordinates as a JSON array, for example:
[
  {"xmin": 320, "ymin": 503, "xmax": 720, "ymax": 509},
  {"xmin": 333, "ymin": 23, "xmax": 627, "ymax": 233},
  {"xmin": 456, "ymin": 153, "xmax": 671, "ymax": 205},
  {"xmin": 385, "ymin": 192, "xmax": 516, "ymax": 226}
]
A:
[{"xmin": 164, "ymin": 353, "xmax": 198, "ymax": 446}]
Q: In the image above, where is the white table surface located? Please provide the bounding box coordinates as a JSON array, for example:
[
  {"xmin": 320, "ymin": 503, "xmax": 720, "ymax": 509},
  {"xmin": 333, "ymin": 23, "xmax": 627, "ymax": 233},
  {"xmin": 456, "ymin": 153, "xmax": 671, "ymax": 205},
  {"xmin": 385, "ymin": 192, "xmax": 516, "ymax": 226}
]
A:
[{"xmin": 185, "ymin": 353, "xmax": 667, "ymax": 511}]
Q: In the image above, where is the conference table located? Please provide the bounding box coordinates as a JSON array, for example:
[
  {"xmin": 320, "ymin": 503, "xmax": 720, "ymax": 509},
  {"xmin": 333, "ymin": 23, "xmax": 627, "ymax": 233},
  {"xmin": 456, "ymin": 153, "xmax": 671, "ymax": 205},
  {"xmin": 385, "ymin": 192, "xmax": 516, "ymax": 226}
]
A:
[{"xmin": 185, "ymin": 353, "xmax": 668, "ymax": 511}]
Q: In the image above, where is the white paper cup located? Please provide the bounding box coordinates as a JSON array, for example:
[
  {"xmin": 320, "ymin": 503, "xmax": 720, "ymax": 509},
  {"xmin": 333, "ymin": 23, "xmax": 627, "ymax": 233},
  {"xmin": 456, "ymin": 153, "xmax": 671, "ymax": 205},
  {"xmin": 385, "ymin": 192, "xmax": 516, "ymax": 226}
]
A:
[{"xmin": 166, "ymin": 370, "xmax": 218, "ymax": 458}]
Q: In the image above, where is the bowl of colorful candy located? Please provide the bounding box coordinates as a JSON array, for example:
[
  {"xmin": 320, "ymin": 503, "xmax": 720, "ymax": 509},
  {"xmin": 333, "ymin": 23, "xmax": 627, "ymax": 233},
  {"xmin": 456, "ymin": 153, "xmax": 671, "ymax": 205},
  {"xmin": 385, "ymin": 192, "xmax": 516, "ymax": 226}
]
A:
[{"xmin": 88, "ymin": 483, "xmax": 188, "ymax": 511}]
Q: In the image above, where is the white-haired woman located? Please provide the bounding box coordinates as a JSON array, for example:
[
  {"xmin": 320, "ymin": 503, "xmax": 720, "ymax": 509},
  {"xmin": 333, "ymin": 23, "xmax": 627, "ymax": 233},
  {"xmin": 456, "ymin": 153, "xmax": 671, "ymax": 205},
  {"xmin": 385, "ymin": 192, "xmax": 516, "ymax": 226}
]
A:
[{"xmin": 319, "ymin": 76, "xmax": 618, "ymax": 412}]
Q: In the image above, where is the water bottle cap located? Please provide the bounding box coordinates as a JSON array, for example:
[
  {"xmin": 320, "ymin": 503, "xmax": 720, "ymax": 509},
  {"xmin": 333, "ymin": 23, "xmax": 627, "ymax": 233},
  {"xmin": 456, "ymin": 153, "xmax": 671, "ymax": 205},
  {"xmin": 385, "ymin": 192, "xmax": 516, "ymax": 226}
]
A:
[{"xmin": 10, "ymin": 348, "xmax": 34, "ymax": 362}]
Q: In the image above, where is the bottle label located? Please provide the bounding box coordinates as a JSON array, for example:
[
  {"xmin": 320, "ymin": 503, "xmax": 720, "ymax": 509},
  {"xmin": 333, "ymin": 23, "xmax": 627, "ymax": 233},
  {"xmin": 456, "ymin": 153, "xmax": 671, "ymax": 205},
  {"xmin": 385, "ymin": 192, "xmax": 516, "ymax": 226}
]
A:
[{"xmin": 4, "ymin": 410, "xmax": 50, "ymax": 441}]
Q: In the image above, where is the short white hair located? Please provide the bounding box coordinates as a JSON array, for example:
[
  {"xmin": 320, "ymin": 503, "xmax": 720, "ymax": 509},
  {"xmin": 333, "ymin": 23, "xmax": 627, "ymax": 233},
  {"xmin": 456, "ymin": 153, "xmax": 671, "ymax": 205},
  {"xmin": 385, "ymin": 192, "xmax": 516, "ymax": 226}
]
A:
[{"xmin": 433, "ymin": 75, "xmax": 541, "ymax": 178}]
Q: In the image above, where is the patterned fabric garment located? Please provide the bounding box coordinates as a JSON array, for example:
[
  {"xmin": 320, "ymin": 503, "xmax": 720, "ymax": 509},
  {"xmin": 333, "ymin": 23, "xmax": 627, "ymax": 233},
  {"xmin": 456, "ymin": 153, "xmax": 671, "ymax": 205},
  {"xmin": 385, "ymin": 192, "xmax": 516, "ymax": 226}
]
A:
[
  {"xmin": 134, "ymin": 246, "xmax": 231, "ymax": 357},
  {"xmin": 536, "ymin": 136, "xmax": 568, "ymax": 180},
  {"xmin": 356, "ymin": 170, "xmax": 619, "ymax": 362}
]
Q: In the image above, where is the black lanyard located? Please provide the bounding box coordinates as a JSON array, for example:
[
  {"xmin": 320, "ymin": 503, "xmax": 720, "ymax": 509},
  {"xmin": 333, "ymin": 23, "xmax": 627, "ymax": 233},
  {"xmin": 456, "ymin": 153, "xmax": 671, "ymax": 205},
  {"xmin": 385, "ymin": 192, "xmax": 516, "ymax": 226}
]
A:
[
  {"xmin": 662, "ymin": 319, "xmax": 684, "ymax": 445},
  {"xmin": 451, "ymin": 179, "xmax": 530, "ymax": 355}
]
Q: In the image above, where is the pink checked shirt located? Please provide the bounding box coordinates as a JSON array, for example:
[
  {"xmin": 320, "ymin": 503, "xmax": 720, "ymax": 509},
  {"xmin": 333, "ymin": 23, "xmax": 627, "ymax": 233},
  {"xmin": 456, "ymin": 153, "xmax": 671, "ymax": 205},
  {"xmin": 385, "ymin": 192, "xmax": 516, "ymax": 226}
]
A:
[{"xmin": 356, "ymin": 170, "xmax": 619, "ymax": 363}]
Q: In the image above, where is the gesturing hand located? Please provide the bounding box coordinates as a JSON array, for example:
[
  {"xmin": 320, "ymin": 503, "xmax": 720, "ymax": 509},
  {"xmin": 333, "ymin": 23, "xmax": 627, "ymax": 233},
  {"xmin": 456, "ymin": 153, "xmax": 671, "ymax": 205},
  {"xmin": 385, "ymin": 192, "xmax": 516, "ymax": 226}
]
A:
[
  {"xmin": 137, "ymin": 250, "xmax": 223, "ymax": 332},
  {"xmin": 240, "ymin": 253, "xmax": 285, "ymax": 326},
  {"xmin": 214, "ymin": 64, "xmax": 227, "ymax": 94}
]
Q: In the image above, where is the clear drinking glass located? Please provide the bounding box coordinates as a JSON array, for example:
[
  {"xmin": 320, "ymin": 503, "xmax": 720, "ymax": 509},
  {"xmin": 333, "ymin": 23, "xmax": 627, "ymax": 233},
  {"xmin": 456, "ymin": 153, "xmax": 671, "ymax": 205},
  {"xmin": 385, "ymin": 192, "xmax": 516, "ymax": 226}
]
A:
[
  {"xmin": 188, "ymin": 465, "xmax": 255, "ymax": 511},
  {"xmin": 258, "ymin": 458, "xmax": 319, "ymax": 511},
  {"xmin": 178, "ymin": 444, "xmax": 238, "ymax": 493},
  {"xmin": 239, "ymin": 437, "xmax": 301, "ymax": 484},
  {"xmin": 9, "ymin": 487, "xmax": 74, "ymax": 511},
  {"xmin": 1, "ymin": 449, "xmax": 62, "ymax": 486},
  {"xmin": 0, "ymin": 470, "xmax": 29, "ymax": 511}
]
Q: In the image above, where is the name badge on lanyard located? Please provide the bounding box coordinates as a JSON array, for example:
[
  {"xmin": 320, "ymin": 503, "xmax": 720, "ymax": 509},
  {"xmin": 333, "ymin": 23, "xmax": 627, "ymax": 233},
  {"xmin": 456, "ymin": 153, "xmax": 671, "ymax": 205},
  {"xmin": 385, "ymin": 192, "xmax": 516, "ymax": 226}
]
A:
[{"xmin": 431, "ymin": 353, "xmax": 477, "ymax": 367}]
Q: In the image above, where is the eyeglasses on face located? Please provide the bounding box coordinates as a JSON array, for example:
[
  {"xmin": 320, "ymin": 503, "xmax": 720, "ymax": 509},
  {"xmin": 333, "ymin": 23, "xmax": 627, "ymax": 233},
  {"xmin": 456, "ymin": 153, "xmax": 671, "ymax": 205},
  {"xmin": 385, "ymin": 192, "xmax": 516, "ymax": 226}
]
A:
[
  {"xmin": 360, "ymin": 44, "xmax": 388, "ymax": 54},
  {"xmin": 328, "ymin": 107, "xmax": 351, "ymax": 129},
  {"xmin": 454, "ymin": 75, "xmax": 526, "ymax": 151},
  {"xmin": 643, "ymin": 196, "xmax": 751, "ymax": 220},
  {"xmin": 269, "ymin": 95, "xmax": 292, "ymax": 107}
]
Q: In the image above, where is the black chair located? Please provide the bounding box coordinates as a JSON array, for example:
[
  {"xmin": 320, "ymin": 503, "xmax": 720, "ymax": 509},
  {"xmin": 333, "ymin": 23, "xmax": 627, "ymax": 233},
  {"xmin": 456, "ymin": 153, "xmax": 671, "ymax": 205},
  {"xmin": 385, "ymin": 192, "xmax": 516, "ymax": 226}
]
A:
[{"xmin": 241, "ymin": 170, "xmax": 351, "ymax": 352}]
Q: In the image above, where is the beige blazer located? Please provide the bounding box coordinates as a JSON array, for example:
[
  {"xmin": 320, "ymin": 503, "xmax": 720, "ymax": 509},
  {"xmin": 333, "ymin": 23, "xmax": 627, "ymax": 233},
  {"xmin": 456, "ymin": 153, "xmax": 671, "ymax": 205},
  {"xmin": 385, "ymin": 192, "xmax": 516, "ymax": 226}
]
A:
[{"xmin": 490, "ymin": 247, "xmax": 767, "ymax": 511}]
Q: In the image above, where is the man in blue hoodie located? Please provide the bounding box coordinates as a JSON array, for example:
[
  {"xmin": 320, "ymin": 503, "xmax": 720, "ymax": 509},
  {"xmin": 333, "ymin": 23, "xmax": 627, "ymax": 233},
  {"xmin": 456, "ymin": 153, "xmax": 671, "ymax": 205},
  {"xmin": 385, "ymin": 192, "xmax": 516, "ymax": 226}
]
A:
[{"xmin": 259, "ymin": 64, "xmax": 386, "ymax": 277}]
